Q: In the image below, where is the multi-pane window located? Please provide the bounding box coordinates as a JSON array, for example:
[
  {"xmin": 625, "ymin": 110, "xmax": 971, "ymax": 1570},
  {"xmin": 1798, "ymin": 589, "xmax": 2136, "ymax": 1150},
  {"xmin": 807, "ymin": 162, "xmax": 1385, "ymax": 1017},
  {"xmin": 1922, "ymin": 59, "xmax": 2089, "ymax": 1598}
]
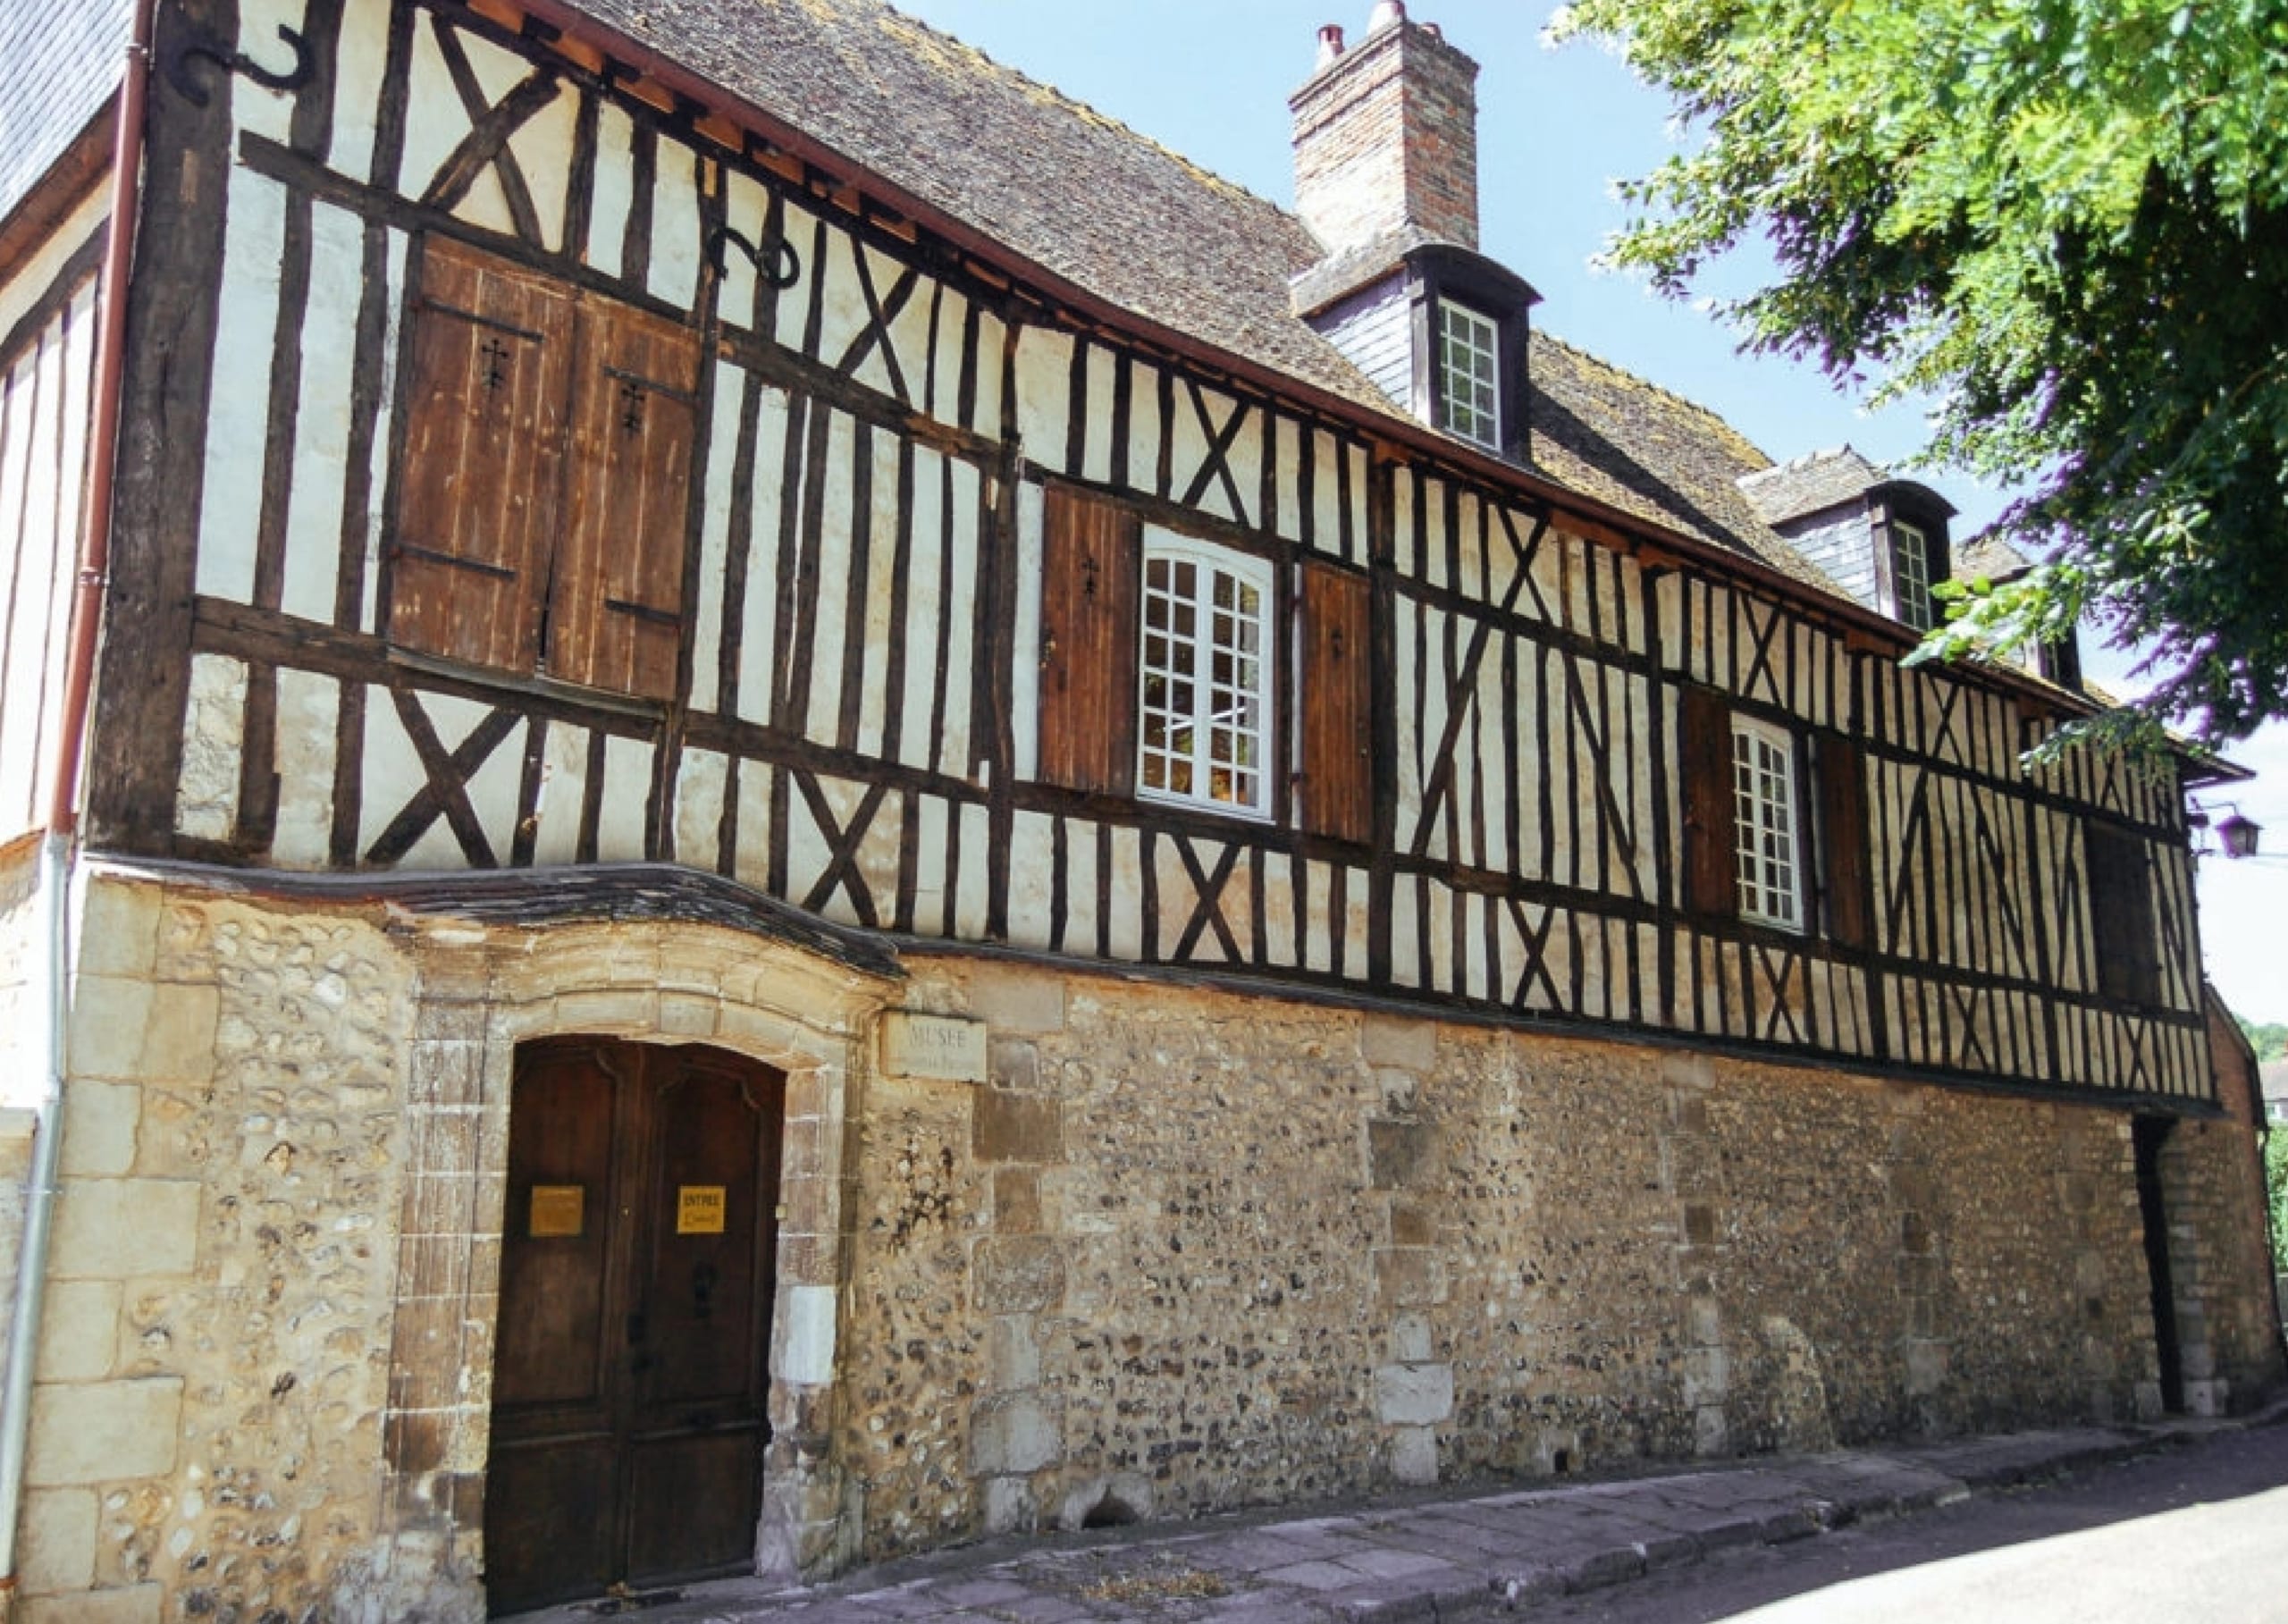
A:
[
  {"xmin": 1138, "ymin": 537, "xmax": 1271, "ymax": 815},
  {"xmin": 1438, "ymin": 300, "xmax": 1501, "ymax": 450},
  {"xmin": 1730, "ymin": 718, "xmax": 1801, "ymax": 930},
  {"xmin": 1893, "ymin": 519, "xmax": 1933, "ymax": 632}
]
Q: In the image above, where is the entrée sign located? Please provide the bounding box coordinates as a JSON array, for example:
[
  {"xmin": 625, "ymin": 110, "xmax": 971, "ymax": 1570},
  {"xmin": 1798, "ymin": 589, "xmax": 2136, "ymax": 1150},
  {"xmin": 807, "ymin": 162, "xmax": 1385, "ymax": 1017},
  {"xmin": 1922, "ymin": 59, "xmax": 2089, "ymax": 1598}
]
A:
[{"xmin": 677, "ymin": 1185, "xmax": 727, "ymax": 1234}]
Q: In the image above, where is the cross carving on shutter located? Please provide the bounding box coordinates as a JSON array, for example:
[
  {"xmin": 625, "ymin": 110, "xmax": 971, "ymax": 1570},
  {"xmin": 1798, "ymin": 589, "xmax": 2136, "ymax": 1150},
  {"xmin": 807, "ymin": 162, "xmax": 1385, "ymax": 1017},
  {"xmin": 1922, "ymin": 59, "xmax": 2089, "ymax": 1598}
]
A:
[
  {"xmin": 1300, "ymin": 560, "xmax": 1372, "ymax": 843},
  {"xmin": 1037, "ymin": 485, "xmax": 1140, "ymax": 796},
  {"xmin": 385, "ymin": 236, "xmax": 699, "ymax": 703}
]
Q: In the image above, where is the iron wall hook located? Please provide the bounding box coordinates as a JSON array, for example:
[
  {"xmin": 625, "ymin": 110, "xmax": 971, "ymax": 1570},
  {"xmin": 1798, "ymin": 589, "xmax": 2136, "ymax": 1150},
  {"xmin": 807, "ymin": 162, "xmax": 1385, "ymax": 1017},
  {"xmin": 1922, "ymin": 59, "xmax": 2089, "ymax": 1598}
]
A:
[
  {"xmin": 709, "ymin": 223, "xmax": 803, "ymax": 290},
  {"xmin": 163, "ymin": 21, "xmax": 318, "ymax": 109}
]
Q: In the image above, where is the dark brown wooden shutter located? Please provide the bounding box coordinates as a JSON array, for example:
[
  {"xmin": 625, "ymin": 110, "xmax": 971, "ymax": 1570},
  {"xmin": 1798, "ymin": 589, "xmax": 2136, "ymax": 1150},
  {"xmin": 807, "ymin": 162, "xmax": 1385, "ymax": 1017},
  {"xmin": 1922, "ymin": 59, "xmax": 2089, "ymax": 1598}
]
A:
[
  {"xmin": 389, "ymin": 237, "xmax": 573, "ymax": 671},
  {"xmin": 1299, "ymin": 560, "xmax": 1372, "ymax": 842},
  {"xmin": 547, "ymin": 301, "xmax": 702, "ymax": 699},
  {"xmin": 1678, "ymin": 685, "xmax": 1737, "ymax": 919},
  {"xmin": 1037, "ymin": 484, "xmax": 1140, "ymax": 795},
  {"xmin": 1816, "ymin": 736, "xmax": 1871, "ymax": 948},
  {"xmin": 2086, "ymin": 824, "xmax": 2159, "ymax": 1006}
]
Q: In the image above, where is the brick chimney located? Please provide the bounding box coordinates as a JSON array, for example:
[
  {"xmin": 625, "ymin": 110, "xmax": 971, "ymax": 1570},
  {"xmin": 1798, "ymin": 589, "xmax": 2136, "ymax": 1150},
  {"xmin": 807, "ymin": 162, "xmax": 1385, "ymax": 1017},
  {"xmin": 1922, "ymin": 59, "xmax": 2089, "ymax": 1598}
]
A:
[{"xmin": 1291, "ymin": 3, "xmax": 1481, "ymax": 256}]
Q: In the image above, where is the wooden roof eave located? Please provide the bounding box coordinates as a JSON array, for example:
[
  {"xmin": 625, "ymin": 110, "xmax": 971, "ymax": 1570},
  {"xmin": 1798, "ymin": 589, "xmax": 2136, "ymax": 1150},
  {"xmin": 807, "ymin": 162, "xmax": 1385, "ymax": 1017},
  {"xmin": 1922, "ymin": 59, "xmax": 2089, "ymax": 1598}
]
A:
[{"xmin": 509, "ymin": 0, "xmax": 2176, "ymax": 757}]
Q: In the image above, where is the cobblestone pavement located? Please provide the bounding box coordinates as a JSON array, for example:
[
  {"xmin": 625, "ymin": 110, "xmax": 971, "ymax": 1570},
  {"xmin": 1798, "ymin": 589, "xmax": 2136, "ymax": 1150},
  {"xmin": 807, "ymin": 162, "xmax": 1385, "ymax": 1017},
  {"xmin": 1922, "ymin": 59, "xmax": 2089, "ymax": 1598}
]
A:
[{"xmin": 509, "ymin": 1405, "xmax": 2288, "ymax": 1624}]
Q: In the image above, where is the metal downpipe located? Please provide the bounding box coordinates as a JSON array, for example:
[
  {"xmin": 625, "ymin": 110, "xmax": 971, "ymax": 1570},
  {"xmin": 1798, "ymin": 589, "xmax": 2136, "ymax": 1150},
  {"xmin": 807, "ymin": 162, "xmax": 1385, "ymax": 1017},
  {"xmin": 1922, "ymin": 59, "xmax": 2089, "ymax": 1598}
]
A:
[{"xmin": 0, "ymin": 0, "xmax": 156, "ymax": 1602}]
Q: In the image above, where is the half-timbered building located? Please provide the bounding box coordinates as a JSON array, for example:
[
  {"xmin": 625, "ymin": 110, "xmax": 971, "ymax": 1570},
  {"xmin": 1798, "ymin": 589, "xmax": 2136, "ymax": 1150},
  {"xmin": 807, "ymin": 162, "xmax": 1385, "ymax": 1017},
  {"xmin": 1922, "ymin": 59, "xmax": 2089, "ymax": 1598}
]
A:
[{"xmin": 0, "ymin": 0, "xmax": 2278, "ymax": 1616}]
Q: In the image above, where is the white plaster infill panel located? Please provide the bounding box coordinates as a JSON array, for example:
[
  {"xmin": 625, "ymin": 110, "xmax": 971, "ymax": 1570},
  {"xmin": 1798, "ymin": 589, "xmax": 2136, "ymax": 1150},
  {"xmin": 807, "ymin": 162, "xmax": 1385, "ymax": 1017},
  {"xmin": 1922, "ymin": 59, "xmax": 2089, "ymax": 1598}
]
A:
[{"xmin": 879, "ymin": 1010, "xmax": 988, "ymax": 1082}]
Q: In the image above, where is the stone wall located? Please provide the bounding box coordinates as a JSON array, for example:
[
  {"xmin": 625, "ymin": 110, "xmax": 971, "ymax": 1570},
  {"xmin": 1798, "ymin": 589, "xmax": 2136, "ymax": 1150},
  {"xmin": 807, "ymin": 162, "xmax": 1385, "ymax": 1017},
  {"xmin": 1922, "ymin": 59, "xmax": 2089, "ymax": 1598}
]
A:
[
  {"xmin": 24, "ymin": 879, "xmax": 415, "ymax": 1624},
  {"xmin": 2156, "ymin": 1116, "xmax": 2284, "ymax": 1414},
  {"xmin": 839, "ymin": 963, "xmax": 2195, "ymax": 1561},
  {"xmin": 2178, "ymin": 993, "xmax": 2287, "ymax": 1407},
  {"xmin": 18, "ymin": 872, "xmax": 2281, "ymax": 1618},
  {"xmin": 21, "ymin": 872, "xmax": 895, "ymax": 1624},
  {"xmin": 0, "ymin": 842, "xmax": 38, "ymax": 1472}
]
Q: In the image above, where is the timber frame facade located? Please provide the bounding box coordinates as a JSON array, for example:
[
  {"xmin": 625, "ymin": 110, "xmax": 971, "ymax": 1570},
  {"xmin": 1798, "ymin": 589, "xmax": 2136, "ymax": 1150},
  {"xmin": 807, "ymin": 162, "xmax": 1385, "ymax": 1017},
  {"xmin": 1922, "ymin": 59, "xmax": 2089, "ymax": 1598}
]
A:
[
  {"xmin": 82, "ymin": 0, "xmax": 2214, "ymax": 1100},
  {"xmin": 1, "ymin": 0, "xmax": 2277, "ymax": 1618}
]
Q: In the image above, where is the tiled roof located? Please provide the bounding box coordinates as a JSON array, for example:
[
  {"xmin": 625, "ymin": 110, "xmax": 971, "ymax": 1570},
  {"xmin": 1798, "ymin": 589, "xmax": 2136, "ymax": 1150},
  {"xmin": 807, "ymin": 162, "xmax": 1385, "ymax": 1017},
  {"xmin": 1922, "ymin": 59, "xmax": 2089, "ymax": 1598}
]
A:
[
  {"xmin": 570, "ymin": 0, "xmax": 1839, "ymax": 589},
  {"xmin": 576, "ymin": 0, "xmax": 1390, "ymax": 408},
  {"xmin": 1527, "ymin": 335, "xmax": 1840, "ymax": 589},
  {"xmin": 1736, "ymin": 446, "xmax": 1889, "ymax": 527}
]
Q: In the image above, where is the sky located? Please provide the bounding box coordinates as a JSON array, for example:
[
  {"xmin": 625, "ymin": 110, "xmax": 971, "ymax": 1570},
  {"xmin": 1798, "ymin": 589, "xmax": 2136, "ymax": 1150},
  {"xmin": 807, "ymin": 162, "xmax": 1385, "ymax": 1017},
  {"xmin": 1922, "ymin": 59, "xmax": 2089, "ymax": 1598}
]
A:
[{"xmin": 892, "ymin": 0, "xmax": 2288, "ymax": 1024}]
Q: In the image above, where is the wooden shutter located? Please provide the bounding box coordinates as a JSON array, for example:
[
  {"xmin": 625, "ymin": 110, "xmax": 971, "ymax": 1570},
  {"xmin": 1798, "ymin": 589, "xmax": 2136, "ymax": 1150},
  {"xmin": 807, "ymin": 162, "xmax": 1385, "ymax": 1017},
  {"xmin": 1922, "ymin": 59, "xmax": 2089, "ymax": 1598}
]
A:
[
  {"xmin": 1816, "ymin": 736, "xmax": 1871, "ymax": 948},
  {"xmin": 1678, "ymin": 685, "xmax": 1737, "ymax": 919},
  {"xmin": 389, "ymin": 237, "xmax": 573, "ymax": 671},
  {"xmin": 1037, "ymin": 484, "xmax": 1140, "ymax": 795},
  {"xmin": 1299, "ymin": 560, "xmax": 1372, "ymax": 842},
  {"xmin": 2086, "ymin": 824, "xmax": 2159, "ymax": 1006},
  {"xmin": 546, "ymin": 300, "xmax": 703, "ymax": 699}
]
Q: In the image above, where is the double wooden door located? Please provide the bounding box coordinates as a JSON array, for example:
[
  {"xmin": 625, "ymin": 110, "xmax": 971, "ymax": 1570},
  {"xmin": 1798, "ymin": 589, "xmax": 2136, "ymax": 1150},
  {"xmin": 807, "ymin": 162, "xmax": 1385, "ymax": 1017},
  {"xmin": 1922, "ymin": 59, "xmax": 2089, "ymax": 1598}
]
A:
[{"xmin": 485, "ymin": 1039, "xmax": 784, "ymax": 1614}]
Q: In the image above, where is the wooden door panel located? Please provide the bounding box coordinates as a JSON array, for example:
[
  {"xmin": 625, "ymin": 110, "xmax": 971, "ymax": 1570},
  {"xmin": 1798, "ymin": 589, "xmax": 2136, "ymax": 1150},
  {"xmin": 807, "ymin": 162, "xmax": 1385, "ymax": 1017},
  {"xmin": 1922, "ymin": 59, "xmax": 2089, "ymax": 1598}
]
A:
[
  {"xmin": 484, "ymin": 1437, "xmax": 617, "ymax": 1613},
  {"xmin": 492, "ymin": 1046, "xmax": 618, "ymax": 1415},
  {"xmin": 639, "ymin": 1059, "xmax": 773, "ymax": 1409},
  {"xmin": 487, "ymin": 1039, "xmax": 782, "ymax": 1615},
  {"xmin": 625, "ymin": 1431, "xmax": 764, "ymax": 1584}
]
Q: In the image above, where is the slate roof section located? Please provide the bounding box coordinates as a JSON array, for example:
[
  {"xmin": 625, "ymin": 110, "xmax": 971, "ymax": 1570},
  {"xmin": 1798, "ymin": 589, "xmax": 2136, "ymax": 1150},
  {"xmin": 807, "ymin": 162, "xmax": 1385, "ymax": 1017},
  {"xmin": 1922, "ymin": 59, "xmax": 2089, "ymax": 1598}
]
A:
[
  {"xmin": 88, "ymin": 857, "xmax": 909, "ymax": 980},
  {"xmin": 562, "ymin": 0, "xmax": 1840, "ymax": 589},
  {"xmin": 0, "ymin": 0, "xmax": 129, "ymax": 227},
  {"xmin": 1737, "ymin": 446, "xmax": 1891, "ymax": 527},
  {"xmin": 1954, "ymin": 531, "xmax": 2036, "ymax": 584}
]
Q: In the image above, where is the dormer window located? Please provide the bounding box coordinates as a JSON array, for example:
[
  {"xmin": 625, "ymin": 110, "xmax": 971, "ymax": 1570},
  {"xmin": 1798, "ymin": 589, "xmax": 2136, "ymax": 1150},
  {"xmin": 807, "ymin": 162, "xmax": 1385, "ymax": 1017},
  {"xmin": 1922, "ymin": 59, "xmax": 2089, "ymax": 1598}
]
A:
[
  {"xmin": 1295, "ymin": 245, "xmax": 1537, "ymax": 464},
  {"xmin": 1893, "ymin": 518, "xmax": 1934, "ymax": 632},
  {"xmin": 1438, "ymin": 300, "xmax": 1502, "ymax": 449}
]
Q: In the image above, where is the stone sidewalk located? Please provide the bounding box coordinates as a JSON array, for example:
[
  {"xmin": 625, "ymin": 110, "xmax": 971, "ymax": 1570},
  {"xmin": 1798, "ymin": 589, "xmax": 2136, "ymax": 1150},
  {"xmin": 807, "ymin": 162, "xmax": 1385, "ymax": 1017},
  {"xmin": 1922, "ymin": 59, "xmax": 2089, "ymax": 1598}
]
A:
[{"xmin": 518, "ymin": 1409, "xmax": 2284, "ymax": 1623}]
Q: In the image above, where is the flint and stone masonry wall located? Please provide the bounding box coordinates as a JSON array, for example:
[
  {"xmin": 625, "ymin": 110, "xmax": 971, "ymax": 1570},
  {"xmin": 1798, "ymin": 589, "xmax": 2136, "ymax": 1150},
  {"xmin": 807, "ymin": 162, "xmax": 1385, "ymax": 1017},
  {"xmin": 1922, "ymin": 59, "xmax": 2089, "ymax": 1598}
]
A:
[
  {"xmin": 5, "ymin": 871, "xmax": 2277, "ymax": 1619},
  {"xmin": 843, "ymin": 963, "xmax": 2228, "ymax": 1563},
  {"xmin": 16, "ymin": 873, "xmax": 894, "ymax": 1624}
]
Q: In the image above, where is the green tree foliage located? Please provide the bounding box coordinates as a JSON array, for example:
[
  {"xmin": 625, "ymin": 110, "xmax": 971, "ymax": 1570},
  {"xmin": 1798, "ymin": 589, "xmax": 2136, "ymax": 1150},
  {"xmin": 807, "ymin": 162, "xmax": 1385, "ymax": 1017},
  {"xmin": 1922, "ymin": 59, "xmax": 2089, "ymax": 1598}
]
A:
[
  {"xmin": 1552, "ymin": 0, "xmax": 2288, "ymax": 741},
  {"xmin": 2238, "ymin": 1014, "xmax": 2288, "ymax": 1063},
  {"xmin": 2268, "ymin": 1130, "xmax": 2288, "ymax": 1274}
]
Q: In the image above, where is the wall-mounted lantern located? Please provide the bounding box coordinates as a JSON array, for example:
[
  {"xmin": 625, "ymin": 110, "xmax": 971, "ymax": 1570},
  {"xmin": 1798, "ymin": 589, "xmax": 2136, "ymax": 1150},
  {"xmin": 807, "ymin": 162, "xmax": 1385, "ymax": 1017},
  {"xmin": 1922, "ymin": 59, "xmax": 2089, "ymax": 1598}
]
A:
[{"xmin": 2189, "ymin": 800, "xmax": 2263, "ymax": 860}]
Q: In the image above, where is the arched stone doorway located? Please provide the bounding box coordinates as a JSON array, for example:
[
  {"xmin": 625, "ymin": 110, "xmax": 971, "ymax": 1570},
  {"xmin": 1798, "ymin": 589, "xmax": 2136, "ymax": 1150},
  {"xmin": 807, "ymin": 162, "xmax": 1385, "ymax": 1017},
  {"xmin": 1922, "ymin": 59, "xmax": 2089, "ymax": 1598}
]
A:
[{"xmin": 484, "ymin": 1038, "xmax": 785, "ymax": 1613}]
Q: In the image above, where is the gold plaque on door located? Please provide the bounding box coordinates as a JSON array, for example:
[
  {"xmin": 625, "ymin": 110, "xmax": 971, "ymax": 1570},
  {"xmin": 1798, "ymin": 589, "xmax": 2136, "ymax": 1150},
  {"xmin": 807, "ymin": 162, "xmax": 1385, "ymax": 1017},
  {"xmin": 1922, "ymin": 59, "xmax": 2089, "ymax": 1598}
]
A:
[
  {"xmin": 677, "ymin": 1185, "xmax": 727, "ymax": 1234},
  {"xmin": 529, "ymin": 1184, "xmax": 585, "ymax": 1238}
]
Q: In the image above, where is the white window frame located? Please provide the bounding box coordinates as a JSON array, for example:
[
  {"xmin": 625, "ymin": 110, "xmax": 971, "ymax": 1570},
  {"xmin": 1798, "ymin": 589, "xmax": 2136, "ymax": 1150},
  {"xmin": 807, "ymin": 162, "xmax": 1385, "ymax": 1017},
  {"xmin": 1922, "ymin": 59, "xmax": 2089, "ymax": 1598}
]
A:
[
  {"xmin": 1892, "ymin": 518, "xmax": 1933, "ymax": 632},
  {"xmin": 1438, "ymin": 299, "xmax": 1502, "ymax": 450},
  {"xmin": 1136, "ymin": 531, "xmax": 1274, "ymax": 820},
  {"xmin": 1730, "ymin": 716, "xmax": 1803, "ymax": 931}
]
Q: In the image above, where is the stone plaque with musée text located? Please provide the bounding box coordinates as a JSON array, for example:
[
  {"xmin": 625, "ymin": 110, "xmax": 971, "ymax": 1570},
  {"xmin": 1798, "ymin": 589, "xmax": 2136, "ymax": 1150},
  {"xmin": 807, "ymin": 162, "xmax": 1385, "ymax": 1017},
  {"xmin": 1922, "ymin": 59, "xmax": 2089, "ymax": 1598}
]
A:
[{"xmin": 879, "ymin": 1010, "xmax": 988, "ymax": 1081}]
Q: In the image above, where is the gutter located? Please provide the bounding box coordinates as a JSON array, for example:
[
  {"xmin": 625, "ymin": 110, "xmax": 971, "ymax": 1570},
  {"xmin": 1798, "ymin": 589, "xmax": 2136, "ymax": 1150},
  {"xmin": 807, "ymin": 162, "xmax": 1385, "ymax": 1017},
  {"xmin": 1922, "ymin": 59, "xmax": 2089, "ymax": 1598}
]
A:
[{"xmin": 0, "ymin": 0, "xmax": 154, "ymax": 1603}]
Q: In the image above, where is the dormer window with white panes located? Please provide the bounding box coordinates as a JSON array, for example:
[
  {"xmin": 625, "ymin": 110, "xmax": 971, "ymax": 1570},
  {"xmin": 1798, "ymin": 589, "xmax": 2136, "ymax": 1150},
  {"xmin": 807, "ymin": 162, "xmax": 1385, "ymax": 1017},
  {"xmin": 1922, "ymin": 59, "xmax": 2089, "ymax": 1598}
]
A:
[
  {"xmin": 1438, "ymin": 300, "xmax": 1502, "ymax": 449},
  {"xmin": 1893, "ymin": 518, "xmax": 1934, "ymax": 632}
]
